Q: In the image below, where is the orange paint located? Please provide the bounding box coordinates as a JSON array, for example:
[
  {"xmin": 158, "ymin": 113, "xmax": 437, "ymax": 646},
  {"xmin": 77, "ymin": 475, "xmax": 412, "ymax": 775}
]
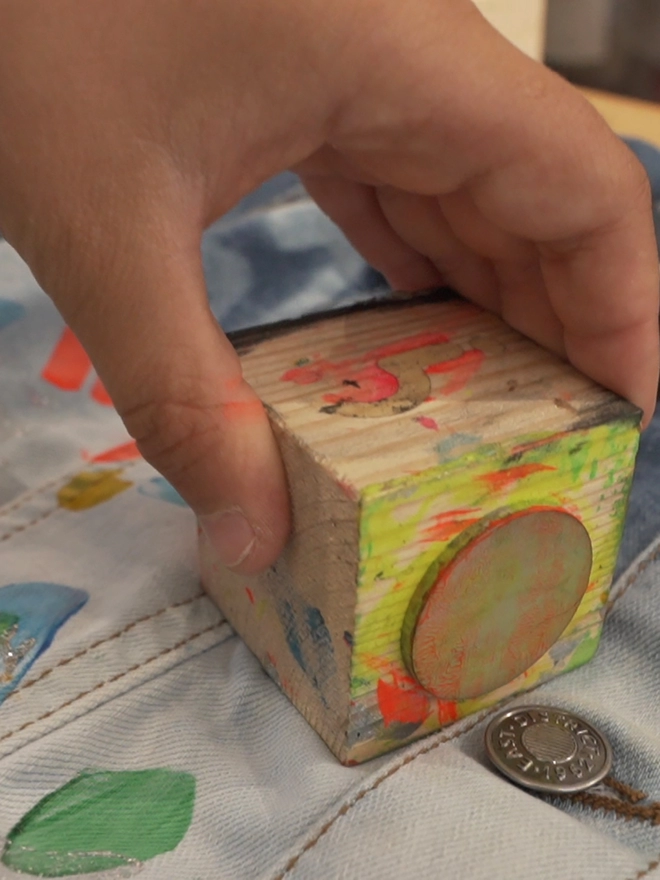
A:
[
  {"xmin": 512, "ymin": 432, "xmax": 568, "ymax": 455},
  {"xmin": 41, "ymin": 327, "xmax": 92, "ymax": 391},
  {"xmin": 422, "ymin": 508, "xmax": 481, "ymax": 543},
  {"xmin": 90, "ymin": 377, "xmax": 113, "ymax": 406},
  {"xmin": 88, "ymin": 440, "xmax": 141, "ymax": 463},
  {"xmin": 377, "ymin": 671, "xmax": 431, "ymax": 727},
  {"xmin": 246, "ymin": 587, "xmax": 255, "ymax": 605},
  {"xmin": 478, "ymin": 463, "xmax": 556, "ymax": 493}
]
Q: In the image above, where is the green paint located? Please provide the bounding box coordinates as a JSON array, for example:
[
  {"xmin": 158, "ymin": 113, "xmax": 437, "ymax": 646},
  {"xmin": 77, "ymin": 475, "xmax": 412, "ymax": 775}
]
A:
[
  {"xmin": 2, "ymin": 769, "xmax": 195, "ymax": 877},
  {"xmin": 0, "ymin": 613, "xmax": 19, "ymax": 637},
  {"xmin": 566, "ymin": 631, "xmax": 601, "ymax": 670}
]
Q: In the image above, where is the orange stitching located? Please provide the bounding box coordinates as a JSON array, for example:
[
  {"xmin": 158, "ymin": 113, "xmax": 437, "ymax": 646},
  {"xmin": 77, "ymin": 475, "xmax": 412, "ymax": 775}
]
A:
[
  {"xmin": 0, "ymin": 620, "xmax": 227, "ymax": 748},
  {"xmin": 274, "ymin": 538, "xmax": 660, "ymax": 879},
  {"xmin": 3, "ymin": 591, "xmax": 207, "ymax": 700},
  {"xmin": 274, "ymin": 708, "xmax": 498, "ymax": 880},
  {"xmin": 0, "ymin": 506, "xmax": 60, "ymax": 543},
  {"xmin": 0, "ymin": 475, "xmax": 63, "ymax": 518}
]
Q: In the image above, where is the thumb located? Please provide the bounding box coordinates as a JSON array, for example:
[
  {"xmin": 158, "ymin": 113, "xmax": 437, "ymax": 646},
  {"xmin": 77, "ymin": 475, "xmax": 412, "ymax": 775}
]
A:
[{"xmin": 46, "ymin": 216, "xmax": 291, "ymax": 575}]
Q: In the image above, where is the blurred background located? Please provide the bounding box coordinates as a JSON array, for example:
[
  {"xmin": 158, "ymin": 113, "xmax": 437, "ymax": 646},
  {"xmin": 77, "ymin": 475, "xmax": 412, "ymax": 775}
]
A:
[{"xmin": 546, "ymin": 0, "xmax": 660, "ymax": 101}]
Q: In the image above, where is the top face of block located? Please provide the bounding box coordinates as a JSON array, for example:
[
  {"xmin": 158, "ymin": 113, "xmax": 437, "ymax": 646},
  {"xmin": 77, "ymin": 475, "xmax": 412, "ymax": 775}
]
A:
[{"xmin": 233, "ymin": 293, "xmax": 639, "ymax": 491}]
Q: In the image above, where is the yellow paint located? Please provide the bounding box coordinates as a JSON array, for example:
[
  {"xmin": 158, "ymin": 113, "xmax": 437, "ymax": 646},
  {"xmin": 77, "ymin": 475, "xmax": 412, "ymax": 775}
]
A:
[
  {"xmin": 58, "ymin": 469, "xmax": 133, "ymax": 511},
  {"xmin": 350, "ymin": 416, "xmax": 639, "ymax": 749}
]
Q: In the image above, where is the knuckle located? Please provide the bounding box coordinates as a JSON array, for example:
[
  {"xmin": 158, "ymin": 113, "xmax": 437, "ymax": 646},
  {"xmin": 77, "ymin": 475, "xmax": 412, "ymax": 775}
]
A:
[{"xmin": 121, "ymin": 395, "xmax": 223, "ymax": 484}]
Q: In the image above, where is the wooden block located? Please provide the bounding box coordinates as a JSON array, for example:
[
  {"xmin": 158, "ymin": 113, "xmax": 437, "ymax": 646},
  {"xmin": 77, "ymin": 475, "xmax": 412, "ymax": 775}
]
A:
[{"xmin": 199, "ymin": 291, "xmax": 640, "ymax": 764}]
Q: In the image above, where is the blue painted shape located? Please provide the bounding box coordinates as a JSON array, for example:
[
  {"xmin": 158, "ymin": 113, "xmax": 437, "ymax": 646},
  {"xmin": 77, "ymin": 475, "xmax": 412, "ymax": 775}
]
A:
[
  {"xmin": 278, "ymin": 599, "xmax": 306, "ymax": 673},
  {"xmin": 138, "ymin": 477, "xmax": 187, "ymax": 508},
  {"xmin": 0, "ymin": 299, "xmax": 25, "ymax": 331},
  {"xmin": 0, "ymin": 583, "xmax": 88, "ymax": 705}
]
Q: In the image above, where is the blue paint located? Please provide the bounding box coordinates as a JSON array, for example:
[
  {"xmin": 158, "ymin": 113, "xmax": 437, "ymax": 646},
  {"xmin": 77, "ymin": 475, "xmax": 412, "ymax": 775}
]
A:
[
  {"xmin": 0, "ymin": 299, "xmax": 25, "ymax": 331},
  {"xmin": 0, "ymin": 583, "xmax": 88, "ymax": 705},
  {"xmin": 278, "ymin": 600, "xmax": 306, "ymax": 674},
  {"xmin": 138, "ymin": 477, "xmax": 187, "ymax": 507},
  {"xmin": 434, "ymin": 432, "xmax": 482, "ymax": 460}
]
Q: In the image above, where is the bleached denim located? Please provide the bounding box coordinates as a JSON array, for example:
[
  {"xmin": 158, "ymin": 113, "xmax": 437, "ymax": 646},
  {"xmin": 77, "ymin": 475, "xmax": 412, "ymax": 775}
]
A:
[{"xmin": 0, "ymin": 140, "xmax": 659, "ymax": 880}]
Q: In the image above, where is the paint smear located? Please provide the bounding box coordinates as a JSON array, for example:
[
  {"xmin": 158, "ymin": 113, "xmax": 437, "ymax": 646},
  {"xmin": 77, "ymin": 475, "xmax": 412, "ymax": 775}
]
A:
[
  {"xmin": 0, "ymin": 583, "xmax": 88, "ymax": 704},
  {"xmin": 137, "ymin": 476, "xmax": 187, "ymax": 508},
  {"xmin": 377, "ymin": 671, "xmax": 431, "ymax": 727},
  {"xmin": 422, "ymin": 509, "xmax": 482, "ymax": 543},
  {"xmin": 0, "ymin": 299, "xmax": 25, "ymax": 331},
  {"xmin": 41, "ymin": 327, "xmax": 92, "ymax": 392},
  {"xmin": 58, "ymin": 470, "xmax": 133, "ymax": 511},
  {"xmin": 415, "ymin": 416, "xmax": 440, "ymax": 432},
  {"xmin": 90, "ymin": 376, "xmax": 113, "ymax": 407},
  {"xmin": 478, "ymin": 463, "xmax": 556, "ymax": 493},
  {"xmin": 2, "ymin": 768, "xmax": 195, "ymax": 877},
  {"xmin": 88, "ymin": 440, "xmax": 141, "ymax": 464}
]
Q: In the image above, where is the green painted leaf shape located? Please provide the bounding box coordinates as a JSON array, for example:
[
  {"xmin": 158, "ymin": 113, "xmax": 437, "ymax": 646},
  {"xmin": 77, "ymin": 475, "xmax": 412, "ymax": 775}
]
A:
[{"xmin": 2, "ymin": 769, "xmax": 195, "ymax": 877}]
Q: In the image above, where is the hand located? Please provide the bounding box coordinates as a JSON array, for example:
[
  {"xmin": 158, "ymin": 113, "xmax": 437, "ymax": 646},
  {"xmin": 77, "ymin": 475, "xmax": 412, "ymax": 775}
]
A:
[{"xmin": 0, "ymin": 0, "xmax": 657, "ymax": 573}]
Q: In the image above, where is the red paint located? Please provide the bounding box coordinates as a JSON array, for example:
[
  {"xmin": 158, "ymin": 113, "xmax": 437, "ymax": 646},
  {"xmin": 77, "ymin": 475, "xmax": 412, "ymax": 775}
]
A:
[
  {"xmin": 246, "ymin": 587, "xmax": 255, "ymax": 605},
  {"xmin": 512, "ymin": 432, "xmax": 568, "ymax": 455},
  {"xmin": 89, "ymin": 440, "xmax": 140, "ymax": 463},
  {"xmin": 322, "ymin": 363, "xmax": 399, "ymax": 406},
  {"xmin": 426, "ymin": 348, "xmax": 485, "ymax": 395},
  {"xmin": 282, "ymin": 332, "xmax": 450, "ymax": 391},
  {"xmin": 415, "ymin": 415, "xmax": 440, "ymax": 432},
  {"xmin": 423, "ymin": 510, "xmax": 481, "ymax": 543},
  {"xmin": 377, "ymin": 671, "xmax": 431, "ymax": 727},
  {"xmin": 41, "ymin": 327, "xmax": 92, "ymax": 391},
  {"xmin": 479, "ymin": 463, "xmax": 556, "ymax": 493},
  {"xmin": 90, "ymin": 377, "xmax": 113, "ymax": 406},
  {"xmin": 282, "ymin": 332, "xmax": 490, "ymax": 412},
  {"xmin": 437, "ymin": 700, "xmax": 460, "ymax": 725}
]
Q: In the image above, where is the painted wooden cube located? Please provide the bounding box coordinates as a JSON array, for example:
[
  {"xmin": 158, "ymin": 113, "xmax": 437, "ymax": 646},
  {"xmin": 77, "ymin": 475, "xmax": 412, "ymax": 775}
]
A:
[{"xmin": 199, "ymin": 291, "xmax": 640, "ymax": 764}]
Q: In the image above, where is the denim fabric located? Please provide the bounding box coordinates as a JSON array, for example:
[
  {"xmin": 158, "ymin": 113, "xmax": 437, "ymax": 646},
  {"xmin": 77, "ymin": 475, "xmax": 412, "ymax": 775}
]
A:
[{"xmin": 0, "ymin": 141, "xmax": 659, "ymax": 880}]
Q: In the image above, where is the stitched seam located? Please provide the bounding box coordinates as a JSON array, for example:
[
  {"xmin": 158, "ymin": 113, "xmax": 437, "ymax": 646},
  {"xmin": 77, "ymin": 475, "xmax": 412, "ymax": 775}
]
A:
[
  {"xmin": 0, "ymin": 459, "xmax": 141, "ymax": 542},
  {"xmin": 609, "ymin": 544, "xmax": 660, "ymax": 613},
  {"xmin": 3, "ymin": 591, "xmax": 207, "ymax": 700},
  {"xmin": 276, "ymin": 536, "xmax": 660, "ymax": 880},
  {"xmin": 631, "ymin": 861, "xmax": 660, "ymax": 880},
  {"xmin": 274, "ymin": 708, "xmax": 497, "ymax": 880},
  {"xmin": 0, "ymin": 620, "xmax": 227, "ymax": 747}
]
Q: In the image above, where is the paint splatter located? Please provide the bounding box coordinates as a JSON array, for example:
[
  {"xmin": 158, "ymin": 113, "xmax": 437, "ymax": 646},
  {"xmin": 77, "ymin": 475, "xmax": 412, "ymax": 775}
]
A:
[
  {"xmin": 58, "ymin": 470, "xmax": 133, "ymax": 511},
  {"xmin": 137, "ymin": 476, "xmax": 187, "ymax": 508},
  {"xmin": 414, "ymin": 415, "xmax": 440, "ymax": 432},
  {"xmin": 478, "ymin": 463, "xmax": 556, "ymax": 493},
  {"xmin": 2, "ymin": 769, "xmax": 195, "ymax": 877},
  {"xmin": 276, "ymin": 600, "xmax": 336, "ymax": 702},
  {"xmin": 282, "ymin": 331, "xmax": 488, "ymax": 418},
  {"xmin": 0, "ymin": 583, "xmax": 88, "ymax": 704},
  {"xmin": 377, "ymin": 671, "xmax": 431, "ymax": 727},
  {"xmin": 87, "ymin": 440, "xmax": 140, "ymax": 464},
  {"xmin": 41, "ymin": 327, "xmax": 91, "ymax": 392},
  {"xmin": 422, "ymin": 509, "xmax": 482, "ymax": 543},
  {"xmin": 0, "ymin": 298, "xmax": 25, "ymax": 331},
  {"xmin": 41, "ymin": 327, "xmax": 112, "ymax": 405}
]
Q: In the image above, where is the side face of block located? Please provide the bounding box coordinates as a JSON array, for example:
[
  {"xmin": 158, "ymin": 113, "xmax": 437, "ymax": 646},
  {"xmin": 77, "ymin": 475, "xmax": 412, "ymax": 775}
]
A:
[
  {"xmin": 200, "ymin": 292, "xmax": 640, "ymax": 764},
  {"xmin": 200, "ymin": 425, "xmax": 359, "ymax": 759}
]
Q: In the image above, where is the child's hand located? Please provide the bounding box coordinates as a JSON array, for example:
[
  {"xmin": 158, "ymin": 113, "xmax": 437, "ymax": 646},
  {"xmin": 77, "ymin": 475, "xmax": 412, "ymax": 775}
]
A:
[{"xmin": 0, "ymin": 0, "xmax": 657, "ymax": 572}]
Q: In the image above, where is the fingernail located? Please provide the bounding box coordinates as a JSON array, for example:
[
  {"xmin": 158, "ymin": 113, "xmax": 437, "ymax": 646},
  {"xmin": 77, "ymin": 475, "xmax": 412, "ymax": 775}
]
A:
[{"xmin": 199, "ymin": 508, "xmax": 256, "ymax": 569}]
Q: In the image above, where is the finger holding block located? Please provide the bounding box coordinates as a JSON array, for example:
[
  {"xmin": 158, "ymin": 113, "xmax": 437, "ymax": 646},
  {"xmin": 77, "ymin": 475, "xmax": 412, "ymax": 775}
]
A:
[{"xmin": 199, "ymin": 291, "xmax": 640, "ymax": 764}]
